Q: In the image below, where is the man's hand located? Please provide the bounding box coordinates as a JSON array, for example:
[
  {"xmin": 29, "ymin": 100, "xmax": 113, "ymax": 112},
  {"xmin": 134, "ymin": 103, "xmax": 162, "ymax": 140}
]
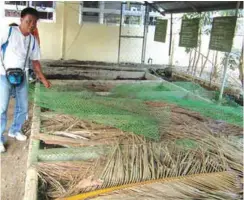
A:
[
  {"xmin": 42, "ymin": 78, "xmax": 51, "ymax": 88},
  {"xmin": 32, "ymin": 60, "xmax": 51, "ymax": 89}
]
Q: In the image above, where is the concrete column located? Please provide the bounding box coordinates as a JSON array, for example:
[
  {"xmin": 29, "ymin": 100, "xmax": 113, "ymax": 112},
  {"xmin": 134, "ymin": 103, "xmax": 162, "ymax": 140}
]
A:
[{"xmin": 61, "ymin": 2, "xmax": 66, "ymax": 59}]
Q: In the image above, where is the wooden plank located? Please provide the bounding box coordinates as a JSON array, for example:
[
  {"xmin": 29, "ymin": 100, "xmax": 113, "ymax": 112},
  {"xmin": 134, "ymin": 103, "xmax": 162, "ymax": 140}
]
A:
[
  {"xmin": 23, "ymin": 83, "xmax": 41, "ymax": 200},
  {"xmin": 33, "ymin": 133, "xmax": 125, "ymax": 147}
]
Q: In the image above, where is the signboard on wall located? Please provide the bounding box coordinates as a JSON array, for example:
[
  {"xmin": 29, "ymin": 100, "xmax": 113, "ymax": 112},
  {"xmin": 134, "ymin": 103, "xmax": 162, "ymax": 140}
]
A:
[
  {"xmin": 209, "ymin": 16, "xmax": 237, "ymax": 52},
  {"xmin": 179, "ymin": 18, "xmax": 200, "ymax": 48},
  {"xmin": 154, "ymin": 19, "xmax": 168, "ymax": 43}
]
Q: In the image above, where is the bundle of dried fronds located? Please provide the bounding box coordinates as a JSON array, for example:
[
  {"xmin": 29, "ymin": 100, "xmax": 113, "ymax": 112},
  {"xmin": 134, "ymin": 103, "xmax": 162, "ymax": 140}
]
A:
[
  {"xmin": 88, "ymin": 171, "xmax": 242, "ymax": 200},
  {"xmin": 145, "ymin": 101, "xmax": 242, "ymax": 137},
  {"xmin": 38, "ymin": 113, "xmax": 144, "ymax": 147},
  {"xmin": 37, "ymin": 160, "xmax": 106, "ymax": 199},
  {"xmin": 164, "ymin": 122, "xmax": 243, "ymax": 176},
  {"xmin": 201, "ymin": 135, "xmax": 243, "ymax": 176},
  {"xmin": 41, "ymin": 113, "xmax": 108, "ymax": 134},
  {"xmin": 37, "ymin": 139, "xmax": 240, "ymax": 199},
  {"xmin": 37, "ymin": 110, "xmax": 243, "ymax": 199},
  {"xmin": 153, "ymin": 102, "xmax": 243, "ymax": 177},
  {"xmin": 39, "ymin": 107, "xmax": 242, "ymax": 148},
  {"xmin": 98, "ymin": 142, "xmax": 228, "ymax": 189}
]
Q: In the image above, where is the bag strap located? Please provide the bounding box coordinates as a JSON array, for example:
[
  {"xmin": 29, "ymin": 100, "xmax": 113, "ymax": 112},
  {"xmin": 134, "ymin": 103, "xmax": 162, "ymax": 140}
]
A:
[
  {"xmin": 23, "ymin": 35, "xmax": 32, "ymax": 71},
  {"xmin": 1, "ymin": 26, "xmax": 12, "ymax": 59},
  {"xmin": 0, "ymin": 27, "xmax": 32, "ymax": 72},
  {"xmin": 32, "ymin": 36, "xmax": 35, "ymax": 51},
  {"xmin": 1, "ymin": 27, "xmax": 12, "ymax": 70}
]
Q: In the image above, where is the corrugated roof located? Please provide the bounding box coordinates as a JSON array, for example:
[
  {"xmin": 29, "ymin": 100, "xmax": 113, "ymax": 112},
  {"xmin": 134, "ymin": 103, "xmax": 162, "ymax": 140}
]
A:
[{"xmin": 151, "ymin": 1, "xmax": 243, "ymax": 13}]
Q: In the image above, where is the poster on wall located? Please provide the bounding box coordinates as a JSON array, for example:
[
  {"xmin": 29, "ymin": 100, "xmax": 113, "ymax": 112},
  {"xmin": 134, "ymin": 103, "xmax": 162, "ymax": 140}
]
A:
[
  {"xmin": 154, "ymin": 19, "xmax": 168, "ymax": 43},
  {"xmin": 209, "ymin": 16, "xmax": 237, "ymax": 52},
  {"xmin": 179, "ymin": 18, "xmax": 200, "ymax": 48}
]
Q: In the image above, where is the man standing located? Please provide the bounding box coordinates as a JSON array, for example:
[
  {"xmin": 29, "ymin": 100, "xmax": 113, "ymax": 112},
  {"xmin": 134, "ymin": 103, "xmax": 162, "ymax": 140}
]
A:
[
  {"xmin": 0, "ymin": 7, "xmax": 51, "ymax": 152},
  {"xmin": 9, "ymin": 22, "xmax": 41, "ymax": 81}
]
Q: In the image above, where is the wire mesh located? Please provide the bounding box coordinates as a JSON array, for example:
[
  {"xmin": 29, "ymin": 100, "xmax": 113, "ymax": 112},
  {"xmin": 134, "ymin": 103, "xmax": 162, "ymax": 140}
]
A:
[{"xmin": 28, "ymin": 80, "xmax": 242, "ymax": 145}]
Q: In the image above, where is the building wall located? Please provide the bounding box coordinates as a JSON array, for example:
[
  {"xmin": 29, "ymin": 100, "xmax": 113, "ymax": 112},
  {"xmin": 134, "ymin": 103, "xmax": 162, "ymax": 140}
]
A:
[
  {"xmin": 0, "ymin": 2, "xmax": 242, "ymax": 68},
  {"xmin": 63, "ymin": 2, "xmax": 120, "ymax": 62},
  {"xmin": 0, "ymin": 2, "xmax": 178, "ymax": 64},
  {"xmin": 62, "ymin": 2, "xmax": 181, "ymax": 64},
  {"xmin": 37, "ymin": 2, "xmax": 64, "ymax": 60}
]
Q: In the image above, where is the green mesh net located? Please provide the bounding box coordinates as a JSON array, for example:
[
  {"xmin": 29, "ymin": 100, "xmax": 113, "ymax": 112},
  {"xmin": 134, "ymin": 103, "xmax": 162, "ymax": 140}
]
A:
[
  {"xmin": 110, "ymin": 82, "xmax": 242, "ymax": 126},
  {"xmin": 28, "ymin": 81, "xmax": 243, "ymax": 141},
  {"xmin": 29, "ymin": 84, "xmax": 163, "ymax": 140}
]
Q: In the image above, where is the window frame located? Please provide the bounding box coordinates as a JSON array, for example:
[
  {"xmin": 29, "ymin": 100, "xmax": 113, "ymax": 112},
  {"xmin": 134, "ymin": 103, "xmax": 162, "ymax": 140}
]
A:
[
  {"xmin": 79, "ymin": 1, "xmax": 145, "ymax": 27},
  {"xmin": 102, "ymin": 1, "xmax": 121, "ymax": 26},
  {"xmin": 3, "ymin": 1, "xmax": 56, "ymax": 23},
  {"xmin": 80, "ymin": 1, "xmax": 102, "ymax": 24},
  {"xmin": 3, "ymin": 2, "xmax": 27, "ymax": 20}
]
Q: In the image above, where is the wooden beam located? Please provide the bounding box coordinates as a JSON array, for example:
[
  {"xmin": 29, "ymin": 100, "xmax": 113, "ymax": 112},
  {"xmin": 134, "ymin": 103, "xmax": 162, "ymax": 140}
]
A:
[{"xmin": 23, "ymin": 83, "xmax": 41, "ymax": 200}]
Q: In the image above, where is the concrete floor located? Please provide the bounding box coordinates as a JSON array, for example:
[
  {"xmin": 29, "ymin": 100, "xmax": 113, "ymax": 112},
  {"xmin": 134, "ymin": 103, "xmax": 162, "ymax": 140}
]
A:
[{"xmin": 1, "ymin": 99, "xmax": 31, "ymax": 200}]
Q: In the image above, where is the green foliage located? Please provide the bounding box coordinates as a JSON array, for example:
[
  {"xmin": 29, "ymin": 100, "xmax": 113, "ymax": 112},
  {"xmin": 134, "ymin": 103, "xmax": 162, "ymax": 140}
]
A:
[
  {"xmin": 219, "ymin": 9, "xmax": 244, "ymax": 17},
  {"xmin": 221, "ymin": 49, "xmax": 241, "ymax": 70}
]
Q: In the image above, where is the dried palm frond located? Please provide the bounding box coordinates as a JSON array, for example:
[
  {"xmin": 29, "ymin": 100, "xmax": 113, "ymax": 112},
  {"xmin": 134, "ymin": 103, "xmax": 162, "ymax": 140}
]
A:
[
  {"xmin": 62, "ymin": 171, "xmax": 242, "ymax": 200},
  {"xmin": 40, "ymin": 110, "xmax": 242, "ymax": 148},
  {"xmin": 39, "ymin": 112, "xmax": 147, "ymax": 147},
  {"xmin": 98, "ymin": 142, "xmax": 227, "ymax": 189},
  {"xmin": 37, "ymin": 138, "xmax": 241, "ymax": 199},
  {"xmin": 164, "ymin": 123, "xmax": 243, "ymax": 176},
  {"xmin": 38, "ymin": 112, "xmax": 243, "ymax": 199},
  {"xmin": 145, "ymin": 101, "xmax": 242, "ymax": 137},
  {"xmin": 37, "ymin": 160, "xmax": 106, "ymax": 199}
]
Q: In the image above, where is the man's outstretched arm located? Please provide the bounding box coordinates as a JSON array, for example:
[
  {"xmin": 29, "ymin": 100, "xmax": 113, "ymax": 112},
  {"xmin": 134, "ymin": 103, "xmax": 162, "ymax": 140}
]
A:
[{"xmin": 32, "ymin": 60, "xmax": 51, "ymax": 88}]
